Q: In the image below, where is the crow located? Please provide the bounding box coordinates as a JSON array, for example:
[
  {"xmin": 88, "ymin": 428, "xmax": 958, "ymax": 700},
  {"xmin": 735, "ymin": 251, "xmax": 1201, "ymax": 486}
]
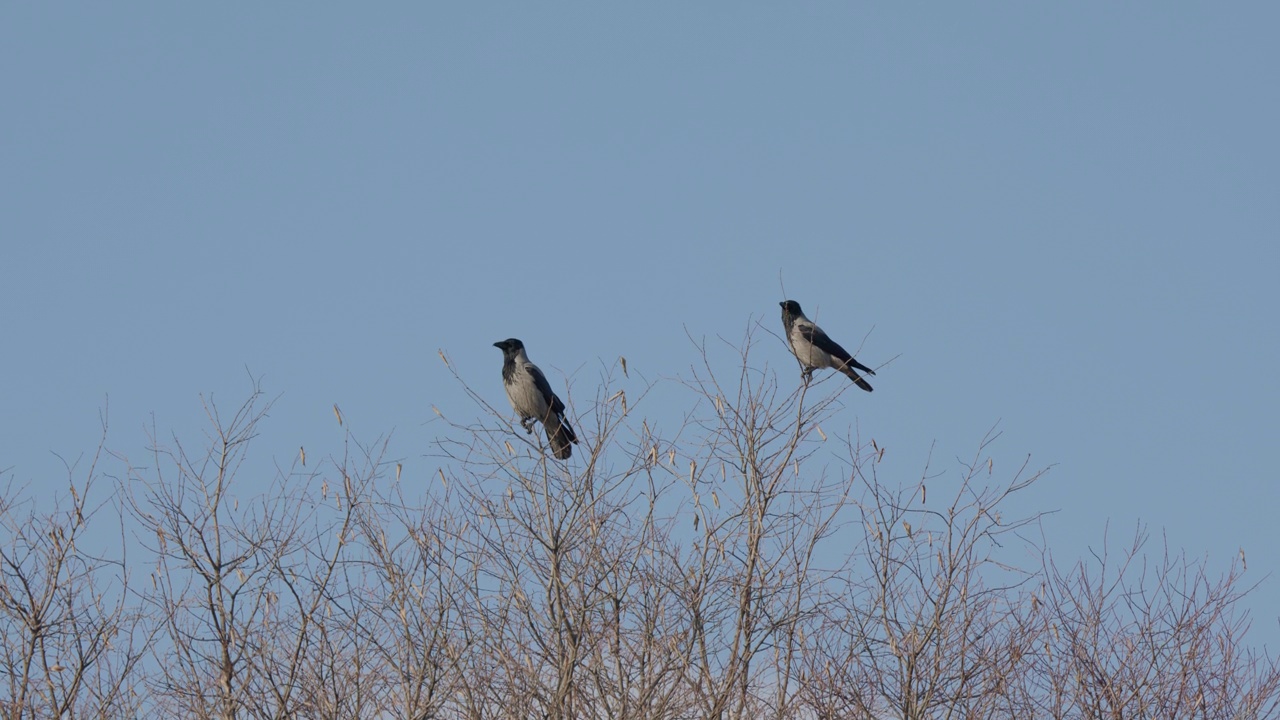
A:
[
  {"xmin": 493, "ymin": 338, "xmax": 578, "ymax": 459},
  {"xmin": 780, "ymin": 300, "xmax": 876, "ymax": 392}
]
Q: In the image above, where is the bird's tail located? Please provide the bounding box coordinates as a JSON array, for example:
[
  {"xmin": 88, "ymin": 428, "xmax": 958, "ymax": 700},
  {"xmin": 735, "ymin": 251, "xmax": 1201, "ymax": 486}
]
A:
[
  {"xmin": 848, "ymin": 357, "xmax": 876, "ymax": 376},
  {"xmin": 839, "ymin": 364, "xmax": 875, "ymax": 392},
  {"xmin": 545, "ymin": 412, "xmax": 579, "ymax": 460}
]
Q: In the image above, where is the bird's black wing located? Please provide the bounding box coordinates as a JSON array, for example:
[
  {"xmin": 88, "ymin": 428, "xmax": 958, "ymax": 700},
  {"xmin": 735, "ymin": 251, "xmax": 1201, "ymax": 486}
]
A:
[
  {"xmin": 528, "ymin": 361, "xmax": 577, "ymax": 451},
  {"xmin": 526, "ymin": 362, "xmax": 567, "ymax": 413},
  {"xmin": 800, "ymin": 323, "xmax": 876, "ymax": 376}
]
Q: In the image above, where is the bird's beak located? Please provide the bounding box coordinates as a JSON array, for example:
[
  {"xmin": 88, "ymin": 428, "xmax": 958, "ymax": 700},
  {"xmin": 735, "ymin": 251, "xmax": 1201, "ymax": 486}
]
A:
[
  {"xmin": 778, "ymin": 301, "xmax": 786, "ymax": 308},
  {"xmin": 493, "ymin": 341, "xmax": 504, "ymax": 348}
]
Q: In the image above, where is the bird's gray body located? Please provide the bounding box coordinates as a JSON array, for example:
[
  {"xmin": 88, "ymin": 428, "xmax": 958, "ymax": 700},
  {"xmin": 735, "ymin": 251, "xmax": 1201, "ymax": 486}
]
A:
[
  {"xmin": 780, "ymin": 300, "xmax": 875, "ymax": 392},
  {"xmin": 494, "ymin": 338, "xmax": 578, "ymax": 459}
]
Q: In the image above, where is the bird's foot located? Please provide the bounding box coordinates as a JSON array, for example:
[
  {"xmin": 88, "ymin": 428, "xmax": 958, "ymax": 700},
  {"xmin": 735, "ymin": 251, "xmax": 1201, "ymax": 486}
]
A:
[
  {"xmin": 520, "ymin": 418, "xmax": 536, "ymax": 434},
  {"xmin": 801, "ymin": 368, "xmax": 814, "ymax": 384}
]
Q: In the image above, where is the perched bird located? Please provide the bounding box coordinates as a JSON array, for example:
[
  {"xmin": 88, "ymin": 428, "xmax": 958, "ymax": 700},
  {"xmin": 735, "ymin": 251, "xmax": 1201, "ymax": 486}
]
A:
[
  {"xmin": 779, "ymin": 300, "xmax": 876, "ymax": 392},
  {"xmin": 493, "ymin": 338, "xmax": 578, "ymax": 459}
]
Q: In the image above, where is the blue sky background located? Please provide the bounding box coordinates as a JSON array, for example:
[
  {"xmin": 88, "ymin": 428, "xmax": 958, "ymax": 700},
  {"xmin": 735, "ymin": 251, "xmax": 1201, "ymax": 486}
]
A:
[{"xmin": 3, "ymin": 5, "xmax": 1278, "ymax": 647}]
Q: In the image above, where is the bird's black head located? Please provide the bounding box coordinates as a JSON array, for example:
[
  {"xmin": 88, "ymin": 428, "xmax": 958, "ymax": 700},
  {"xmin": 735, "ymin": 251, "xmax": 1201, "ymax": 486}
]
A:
[
  {"xmin": 780, "ymin": 300, "xmax": 803, "ymax": 316},
  {"xmin": 493, "ymin": 338, "xmax": 524, "ymax": 355}
]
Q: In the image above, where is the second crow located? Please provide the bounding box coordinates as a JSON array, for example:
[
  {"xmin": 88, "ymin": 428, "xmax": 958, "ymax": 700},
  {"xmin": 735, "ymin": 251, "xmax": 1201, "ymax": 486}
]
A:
[
  {"xmin": 780, "ymin": 300, "xmax": 876, "ymax": 392},
  {"xmin": 493, "ymin": 338, "xmax": 578, "ymax": 459}
]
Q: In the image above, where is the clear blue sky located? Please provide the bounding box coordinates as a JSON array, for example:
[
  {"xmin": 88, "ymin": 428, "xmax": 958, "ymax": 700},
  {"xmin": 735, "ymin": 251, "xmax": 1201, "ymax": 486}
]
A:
[{"xmin": 4, "ymin": 5, "xmax": 1278, "ymax": 646}]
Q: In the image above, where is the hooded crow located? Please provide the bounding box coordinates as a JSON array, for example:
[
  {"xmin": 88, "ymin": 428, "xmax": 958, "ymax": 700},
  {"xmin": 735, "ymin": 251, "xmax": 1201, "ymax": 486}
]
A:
[
  {"xmin": 779, "ymin": 300, "xmax": 876, "ymax": 392},
  {"xmin": 493, "ymin": 338, "xmax": 578, "ymax": 459}
]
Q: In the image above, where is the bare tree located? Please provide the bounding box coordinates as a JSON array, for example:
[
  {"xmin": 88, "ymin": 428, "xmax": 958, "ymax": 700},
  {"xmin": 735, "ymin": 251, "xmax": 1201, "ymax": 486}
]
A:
[
  {"xmin": 798, "ymin": 427, "xmax": 1047, "ymax": 720},
  {"xmin": 0, "ymin": 415, "xmax": 150, "ymax": 720},
  {"xmin": 257, "ymin": 429, "xmax": 388, "ymax": 720},
  {"xmin": 340, "ymin": 454, "xmax": 473, "ymax": 719},
  {"xmin": 668, "ymin": 330, "xmax": 858, "ymax": 720},
  {"xmin": 1027, "ymin": 525, "xmax": 1280, "ymax": 719},
  {"xmin": 430, "ymin": 350, "xmax": 687, "ymax": 719},
  {"xmin": 123, "ymin": 381, "xmax": 363, "ymax": 720},
  {"xmin": 9, "ymin": 334, "xmax": 1279, "ymax": 720}
]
